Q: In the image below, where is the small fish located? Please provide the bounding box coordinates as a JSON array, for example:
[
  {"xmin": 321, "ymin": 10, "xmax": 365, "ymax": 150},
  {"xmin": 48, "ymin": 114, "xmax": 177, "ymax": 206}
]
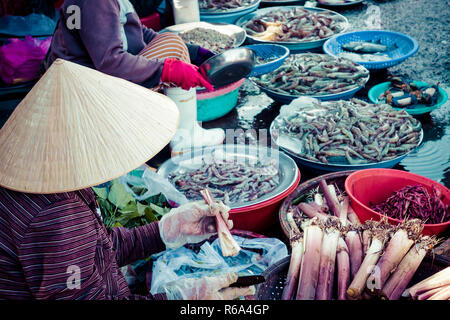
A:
[
  {"xmin": 342, "ymin": 40, "xmax": 389, "ymax": 53},
  {"xmin": 339, "ymin": 52, "xmax": 391, "ymax": 62}
]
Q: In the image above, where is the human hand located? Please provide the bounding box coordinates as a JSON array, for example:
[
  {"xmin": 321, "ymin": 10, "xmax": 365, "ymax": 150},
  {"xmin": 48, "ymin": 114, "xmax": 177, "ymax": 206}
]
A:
[
  {"xmin": 159, "ymin": 200, "xmax": 232, "ymax": 249},
  {"xmin": 161, "ymin": 58, "xmax": 214, "ymax": 91},
  {"xmin": 162, "ymin": 272, "xmax": 255, "ymax": 300}
]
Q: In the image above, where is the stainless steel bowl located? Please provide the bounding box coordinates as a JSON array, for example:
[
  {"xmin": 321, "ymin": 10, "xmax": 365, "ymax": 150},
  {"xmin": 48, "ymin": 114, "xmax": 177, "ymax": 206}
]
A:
[
  {"xmin": 157, "ymin": 144, "xmax": 300, "ymax": 210},
  {"xmin": 199, "ymin": 47, "xmax": 256, "ymax": 87},
  {"xmin": 159, "ymin": 21, "xmax": 247, "ymax": 53}
]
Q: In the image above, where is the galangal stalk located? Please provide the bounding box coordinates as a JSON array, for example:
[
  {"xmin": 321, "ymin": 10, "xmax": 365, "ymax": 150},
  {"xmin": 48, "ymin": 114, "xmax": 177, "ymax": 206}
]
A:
[
  {"xmin": 368, "ymin": 219, "xmax": 424, "ymax": 294},
  {"xmin": 282, "ymin": 234, "xmax": 304, "ymax": 300},
  {"xmin": 404, "ymin": 266, "xmax": 450, "ymax": 299},
  {"xmin": 316, "ymin": 217, "xmax": 341, "ymax": 300},
  {"xmin": 345, "ymin": 225, "xmax": 363, "ymax": 280},
  {"xmin": 337, "ymin": 237, "xmax": 351, "ymax": 300},
  {"xmin": 381, "ymin": 236, "xmax": 438, "ymax": 300},
  {"xmin": 296, "ymin": 218, "xmax": 324, "ymax": 300},
  {"xmin": 200, "ymin": 189, "xmax": 241, "ymax": 257},
  {"xmin": 346, "ymin": 222, "xmax": 389, "ymax": 299}
]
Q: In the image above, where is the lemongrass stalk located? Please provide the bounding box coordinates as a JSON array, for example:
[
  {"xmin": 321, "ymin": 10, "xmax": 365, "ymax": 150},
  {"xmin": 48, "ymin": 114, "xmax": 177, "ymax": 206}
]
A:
[
  {"xmin": 309, "ymin": 202, "xmax": 327, "ymax": 214},
  {"xmin": 361, "ymin": 220, "xmax": 377, "ymax": 255},
  {"xmin": 345, "ymin": 227, "xmax": 364, "ymax": 279},
  {"xmin": 407, "ymin": 266, "xmax": 450, "ymax": 298},
  {"xmin": 201, "ymin": 189, "xmax": 241, "ymax": 257},
  {"xmin": 297, "ymin": 203, "xmax": 328, "ymax": 222},
  {"xmin": 370, "ymin": 219, "xmax": 423, "ymax": 293},
  {"xmin": 339, "ymin": 197, "xmax": 349, "ymax": 226},
  {"xmin": 347, "ymin": 227, "xmax": 388, "ymax": 299},
  {"xmin": 347, "ymin": 205, "xmax": 362, "ymax": 227},
  {"xmin": 296, "ymin": 218, "xmax": 324, "ymax": 300},
  {"xmin": 381, "ymin": 236, "xmax": 437, "ymax": 300},
  {"xmin": 314, "ymin": 193, "xmax": 324, "ymax": 206},
  {"xmin": 316, "ymin": 218, "xmax": 341, "ymax": 300},
  {"xmin": 337, "ymin": 237, "xmax": 351, "ymax": 300},
  {"xmin": 286, "ymin": 209, "xmax": 302, "ymax": 237},
  {"xmin": 427, "ymin": 285, "xmax": 450, "ymax": 300},
  {"xmin": 319, "ymin": 180, "xmax": 341, "ymax": 218},
  {"xmin": 417, "ymin": 286, "xmax": 447, "ymax": 300},
  {"xmin": 282, "ymin": 235, "xmax": 304, "ymax": 300}
]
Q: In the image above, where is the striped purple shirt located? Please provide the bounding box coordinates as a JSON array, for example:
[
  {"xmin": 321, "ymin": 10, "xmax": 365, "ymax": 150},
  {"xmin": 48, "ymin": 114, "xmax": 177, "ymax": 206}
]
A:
[{"xmin": 0, "ymin": 187, "xmax": 167, "ymax": 300}]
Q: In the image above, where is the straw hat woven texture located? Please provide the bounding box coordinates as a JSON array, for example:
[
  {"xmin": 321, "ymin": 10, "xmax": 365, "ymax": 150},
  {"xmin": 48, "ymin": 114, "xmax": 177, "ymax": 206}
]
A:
[{"xmin": 0, "ymin": 59, "xmax": 179, "ymax": 194}]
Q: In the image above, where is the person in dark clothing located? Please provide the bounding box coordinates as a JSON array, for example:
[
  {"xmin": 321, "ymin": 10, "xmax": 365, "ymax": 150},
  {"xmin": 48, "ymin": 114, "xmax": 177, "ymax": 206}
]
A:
[{"xmin": 45, "ymin": 0, "xmax": 212, "ymax": 89}]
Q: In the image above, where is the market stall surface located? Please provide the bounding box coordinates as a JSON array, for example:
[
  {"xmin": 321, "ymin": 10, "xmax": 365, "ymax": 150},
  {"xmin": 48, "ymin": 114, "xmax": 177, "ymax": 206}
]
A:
[
  {"xmin": 0, "ymin": 0, "xmax": 448, "ymax": 239},
  {"xmin": 147, "ymin": 0, "xmax": 450, "ymax": 186}
]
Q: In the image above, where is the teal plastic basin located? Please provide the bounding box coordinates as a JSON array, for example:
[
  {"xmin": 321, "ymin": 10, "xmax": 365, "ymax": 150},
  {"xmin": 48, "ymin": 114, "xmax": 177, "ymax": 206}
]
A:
[
  {"xmin": 196, "ymin": 79, "xmax": 245, "ymax": 122},
  {"xmin": 368, "ymin": 81, "xmax": 448, "ymax": 116}
]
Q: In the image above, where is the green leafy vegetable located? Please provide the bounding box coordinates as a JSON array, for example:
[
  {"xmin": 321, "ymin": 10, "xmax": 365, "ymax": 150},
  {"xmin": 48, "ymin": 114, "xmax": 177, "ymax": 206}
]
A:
[{"xmin": 93, "ymin": 179, "xmax": 172, "ymax": 229}]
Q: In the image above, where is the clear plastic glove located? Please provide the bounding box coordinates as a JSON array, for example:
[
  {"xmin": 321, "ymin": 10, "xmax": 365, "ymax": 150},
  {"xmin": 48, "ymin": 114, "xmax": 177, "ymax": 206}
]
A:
[
  {"xmin": 162, "ymin": 272, "xmax": 256, "ymax": 300},
  {"xmin": 159, "ymin": 200, "xmax": 232, "ymax": 249}
]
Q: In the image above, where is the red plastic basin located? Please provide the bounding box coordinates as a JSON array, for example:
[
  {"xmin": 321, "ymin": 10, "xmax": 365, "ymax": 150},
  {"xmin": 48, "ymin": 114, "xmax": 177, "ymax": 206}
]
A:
[
  {"xmin": 140, "ymin": 12, "xmax": 161, "ymax": 31},
  {"xmin": 345, "ymin": 169, "xmax": 450, "ymax": 236},
  {"xmin": 229, "ymin": 168, "xmax": 301, "ymax": 233}
]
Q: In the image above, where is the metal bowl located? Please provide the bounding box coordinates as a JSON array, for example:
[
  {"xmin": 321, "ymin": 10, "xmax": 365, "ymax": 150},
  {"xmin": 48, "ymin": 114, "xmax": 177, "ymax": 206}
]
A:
[
  {"xmin": 250, "ymin": 53, "xmax": 370, "ymax": 103},
  {"xmin": 317, "ymin": 0, "xmax": 363, "ymax": 7},
  {"xmin": 157, "ymin": 144, "xmax": 300, "ymax": 209},
  {"xmin": 157, "ymin": 144, "xmax": 301, "ymax": 232},
  {"xmin": 260, "ymin": 0, "xmax": 306, "ymax": 6},
  {"xmin": 270, "ymin": 107, "xmax": 424, "ymax": 173},
  {"xmin": 199, "ymin": 0, "xmax": 261, "ymax": 15},
  {"xmin": 199, "ymin": 47, "xmax": 256, "ymax": 87},
  {"xmin": 159, "ymin": 21, "xmax": 247, "ymax": 53}
]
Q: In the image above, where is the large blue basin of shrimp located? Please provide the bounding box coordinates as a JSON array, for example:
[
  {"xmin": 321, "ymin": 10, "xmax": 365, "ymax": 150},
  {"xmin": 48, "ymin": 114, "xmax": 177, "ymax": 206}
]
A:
[
  {"xmin": 255, "ymin": 82, "xmax": 365, "ymax": 105},
  {"xmin": 272, "ymin": 125, "xmax": 424, "ymax": 174}
]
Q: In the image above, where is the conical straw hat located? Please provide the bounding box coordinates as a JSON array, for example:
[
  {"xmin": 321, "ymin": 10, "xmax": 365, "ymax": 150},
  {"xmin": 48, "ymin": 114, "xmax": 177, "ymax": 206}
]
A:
[{"xmin": 0, "ymin": 59, "xmax": 179, "ymax": 194}]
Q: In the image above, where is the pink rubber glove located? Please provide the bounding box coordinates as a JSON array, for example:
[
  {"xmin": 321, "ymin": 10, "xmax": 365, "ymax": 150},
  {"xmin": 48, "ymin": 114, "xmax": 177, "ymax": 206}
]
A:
[
  {"xmin": 161, "ymin": 58, "xmax": 214, "ymax": 91},
  {"xmin": 162, "ymin": 272, "xmax": 256, "ymax": 300},
  {"xmin": 159, "ymin": 200, "xmax": 233, "ymax": 249}
]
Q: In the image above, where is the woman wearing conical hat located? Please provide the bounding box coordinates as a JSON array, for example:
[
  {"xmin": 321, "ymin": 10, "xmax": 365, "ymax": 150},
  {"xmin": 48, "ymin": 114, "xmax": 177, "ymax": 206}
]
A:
[
  {"xmin": 45, "ymin": 0, "xmax": 225, "ymax": 155},
  {"xmin": 0, "ymin": 60, "xmax": 254, "ymax": 300}
]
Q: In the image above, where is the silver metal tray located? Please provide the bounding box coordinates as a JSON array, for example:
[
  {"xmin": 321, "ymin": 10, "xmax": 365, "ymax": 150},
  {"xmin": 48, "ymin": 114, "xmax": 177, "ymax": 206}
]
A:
[
  {"xmin": 199, "ymin": 0, "xmax": 261, "ymax": 15},
  {"xmin": 317, "ymin": 0, "xmax": 363, "ymax": 7},
  {"xmin": 157, "ymin": 144, "xmax": 300, "ymax": 209},
  {"xmin": 159, "ymin": 22, "xmax": 247, "ymax": 50},
  {"xmin": 236, "ymin": 6, "xmax": 349, "ymax": 51},
  {"xmin": 250, "ymin": 53, "xmax": 370, "ymax": 103}
]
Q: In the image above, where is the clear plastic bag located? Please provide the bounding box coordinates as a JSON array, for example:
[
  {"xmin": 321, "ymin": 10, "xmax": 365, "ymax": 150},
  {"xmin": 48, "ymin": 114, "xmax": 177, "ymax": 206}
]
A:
[
  {"xmin": 117, "ymin": 166, "xmax": 188, "ymax": 207},
  {"xmin": 150, "ymin": 236, "xmax": 288, "ymax": 295}
]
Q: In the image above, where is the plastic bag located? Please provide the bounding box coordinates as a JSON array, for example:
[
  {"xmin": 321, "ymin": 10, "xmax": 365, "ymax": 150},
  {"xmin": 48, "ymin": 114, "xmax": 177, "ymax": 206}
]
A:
[
  {"xmin": 0, "ymin": 13, "xmax": 57, "ymax": 37},
  {"xmin": 0, "ymin": 35, "xmax": 52, "ymax": 84},
  {"xmin": 150, "ymin": 236, "xmax": 288, "ymax": 295},
  {"xmin": 117, "ymin": 165, "xmax": 188, "ymax": 207},
  {"xmin": 273, "ymin": 96, "xmax": 324, "ymax": 155}
]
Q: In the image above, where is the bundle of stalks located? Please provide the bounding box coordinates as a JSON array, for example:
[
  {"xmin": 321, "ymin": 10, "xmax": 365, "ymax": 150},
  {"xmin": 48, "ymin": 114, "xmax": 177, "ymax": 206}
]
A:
[
  {"xmin": 283, "ymin": 178, "xmax": 441, "ymax": 300},
  {"xmin": 403, "ymin": 266, "xmax": 450, "ymax": 300},
  {"xmin": 281, "ymin": 233, "xmax": 304, "ymax": 300},
  {"xmin": 381, "ymin": 236, "xmax": 439, "ymax": 300}
]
